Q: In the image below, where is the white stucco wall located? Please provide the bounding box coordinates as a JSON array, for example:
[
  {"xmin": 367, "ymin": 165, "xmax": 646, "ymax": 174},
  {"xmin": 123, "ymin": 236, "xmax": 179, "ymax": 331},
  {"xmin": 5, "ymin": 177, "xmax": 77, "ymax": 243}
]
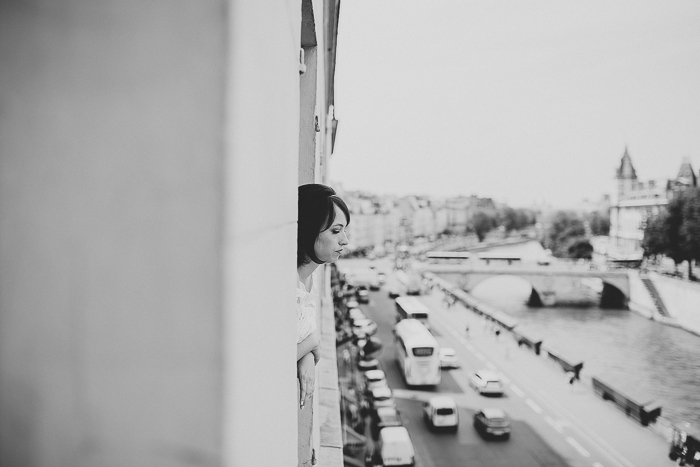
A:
[{"xmin": 0, "ymin": 1, "xmax": 305, "ymax": 466}]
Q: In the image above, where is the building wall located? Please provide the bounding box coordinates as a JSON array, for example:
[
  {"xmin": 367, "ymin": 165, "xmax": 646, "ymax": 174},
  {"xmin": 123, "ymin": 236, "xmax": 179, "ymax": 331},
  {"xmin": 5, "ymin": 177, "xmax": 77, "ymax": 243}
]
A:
[{"xmin": 0, "ymin": 1, "xmax": 309, "ymax": 466}]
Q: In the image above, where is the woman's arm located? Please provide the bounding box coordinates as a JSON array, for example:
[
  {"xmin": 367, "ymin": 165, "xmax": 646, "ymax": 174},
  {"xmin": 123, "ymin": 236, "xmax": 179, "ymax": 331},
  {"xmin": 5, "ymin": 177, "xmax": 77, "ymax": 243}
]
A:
[
  {"xmin": 297, "ymin": 352, "xmax": 315, "ymax": 408},
  {"xmin": 297, "ymin": 331, "xmax": 321, "ymax": 363}
]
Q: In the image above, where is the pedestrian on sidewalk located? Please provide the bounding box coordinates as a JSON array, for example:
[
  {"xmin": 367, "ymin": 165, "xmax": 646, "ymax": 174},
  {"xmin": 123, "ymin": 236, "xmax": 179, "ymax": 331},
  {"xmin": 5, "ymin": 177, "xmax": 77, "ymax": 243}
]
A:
[{"xmin": 566, "ymin": 371, "xmax": 576, "ymax": 392}]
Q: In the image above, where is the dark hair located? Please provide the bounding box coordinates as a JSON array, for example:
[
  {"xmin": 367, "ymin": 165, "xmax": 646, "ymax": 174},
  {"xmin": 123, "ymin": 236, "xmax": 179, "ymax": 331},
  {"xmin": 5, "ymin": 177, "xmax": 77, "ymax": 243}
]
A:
[{"xmin": 298, "ymin": 184, "xmax": 351, "ymax": 267}]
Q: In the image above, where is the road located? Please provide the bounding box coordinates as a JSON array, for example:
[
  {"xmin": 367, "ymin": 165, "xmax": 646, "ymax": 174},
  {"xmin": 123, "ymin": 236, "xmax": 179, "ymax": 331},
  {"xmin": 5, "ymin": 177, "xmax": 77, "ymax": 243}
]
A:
[{"xmin": 341, "ymin": 258, "xmax": 671, "ymax": 467}]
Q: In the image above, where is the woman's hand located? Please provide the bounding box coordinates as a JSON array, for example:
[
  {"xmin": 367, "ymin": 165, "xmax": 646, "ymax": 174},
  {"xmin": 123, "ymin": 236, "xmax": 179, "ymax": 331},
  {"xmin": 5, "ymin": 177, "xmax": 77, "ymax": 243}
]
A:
[
  {"xmin": 297, "ymin": 331, "xmax": 321, "ymax": 362},
  {"xmin": 297, "ymin": 352, "xmax": 316, "ymax": 409}
]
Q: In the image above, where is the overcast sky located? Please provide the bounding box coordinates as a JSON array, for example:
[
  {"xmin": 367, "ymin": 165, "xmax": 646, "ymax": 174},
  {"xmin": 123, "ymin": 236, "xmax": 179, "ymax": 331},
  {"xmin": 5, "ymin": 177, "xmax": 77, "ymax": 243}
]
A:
[{"xmin": 328, "ymin": 1, "xmax": 700, "ymax": 208}]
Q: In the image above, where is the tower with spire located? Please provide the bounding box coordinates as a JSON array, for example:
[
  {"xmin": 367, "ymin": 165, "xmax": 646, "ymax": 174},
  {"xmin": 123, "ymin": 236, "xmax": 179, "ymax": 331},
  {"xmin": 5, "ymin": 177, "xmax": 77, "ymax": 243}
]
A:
[{"xmin": 612, "ymin": 146, "xmax": 637, "ymax": 206}]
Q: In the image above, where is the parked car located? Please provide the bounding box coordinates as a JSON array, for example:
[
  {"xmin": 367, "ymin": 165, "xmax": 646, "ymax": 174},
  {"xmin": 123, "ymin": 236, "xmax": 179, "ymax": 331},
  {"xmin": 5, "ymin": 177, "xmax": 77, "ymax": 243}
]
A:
[
  {"xmin": 348, "ymin": 307, "xmax": 366, "ymax": 322},
  {"xmin": 352, "ymin": 318, "xmax": 378, "ymax": 338},
  {"xmin": 366, "ymin": 385, "xmax": 396, "ymax": 411},
  {"xmin": 469, "ymin": 370, "xmax": 504, "ymax": 396},
  {"xmin": 438, "ymin": 348, "xmax": 460, "ymax": 369},
  {"xmin": 345, "ymin": 300, "xmax": 360, "ymax": 310},
  {"xmin": 377, "ymin": 271, "xmax": 387, "ymax": 285},
  {"xmin": 388, "ymin": 285, "xmax": 402, "ymax": 298},
  {"xmin": 357, "ymin": 357, "xmax": 380, "ymax": 372},
  {"xmin": 366, "ymin": 426, "xmax": 415, "ymax": 467},
  {"xmin": 422, "ymin": 396, "xmax": 459, "ymax": 432},
  {"xmin": 346, "ymin": 268, "xmax": 381, "ymax": 291},
  {"xmin": 370, "ymin": 406, "xmax": 403, "ymax": 440},
  {"xmin": 363, "ymin": 369, "xmax": 388, "ymax": 392},
  {"xmin": 473, "ymin": 408, "xmax": 511, "ymax": 439},
  {"xmin": 356, "ymin": 286, "xmax": 370, "ymax": 304}
]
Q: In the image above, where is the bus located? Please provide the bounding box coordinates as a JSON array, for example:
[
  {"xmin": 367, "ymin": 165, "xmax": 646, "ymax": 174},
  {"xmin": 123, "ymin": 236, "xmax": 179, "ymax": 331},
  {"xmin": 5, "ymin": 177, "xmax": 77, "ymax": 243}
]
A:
[
  {"xmin": 394, "ymin": 319, "xmax": 441, "ymax": 386},
  {"xmin": 395, "ymin": 270, "xmax": 422, "ymax": 295},
  {"xmin": 394, "ymin": 296, "xmax": 430, "ymax": 330}
]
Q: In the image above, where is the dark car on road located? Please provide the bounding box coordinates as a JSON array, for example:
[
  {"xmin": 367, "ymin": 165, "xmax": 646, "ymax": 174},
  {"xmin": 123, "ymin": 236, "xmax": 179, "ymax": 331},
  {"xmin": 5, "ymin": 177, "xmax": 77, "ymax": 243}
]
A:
[{"xmin": 473, "ymin": 408, "xmax": 511, "ymax": 439}]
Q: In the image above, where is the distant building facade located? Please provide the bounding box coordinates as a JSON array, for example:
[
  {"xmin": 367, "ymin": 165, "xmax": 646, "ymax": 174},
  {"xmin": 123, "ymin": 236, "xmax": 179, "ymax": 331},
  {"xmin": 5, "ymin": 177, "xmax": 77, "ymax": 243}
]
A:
[
  {"xmin": 609, "ymin": 148, "xmax": 698, "ymax": 257},
  {"xmin": 342, "ymin": 192, "xmax": 498, "ymax": 252}
]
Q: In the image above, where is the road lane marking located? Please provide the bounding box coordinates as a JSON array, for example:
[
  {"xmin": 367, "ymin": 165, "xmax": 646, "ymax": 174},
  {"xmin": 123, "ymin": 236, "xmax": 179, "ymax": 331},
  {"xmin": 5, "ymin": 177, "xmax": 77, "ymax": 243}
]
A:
[
  {"xmin": 510, "ymin": 384, "xmax": 525, "ymax": 398},
  {"xmin": 485, "ymin": 361, "xmax": 497, "ymax": 370},
  {"xmin": 431, "ymin": 297, "xmax": 635, "ymax": 467},
  {"xmin": 526, "ymin": 398, "xmax": 543, "ymax": 414},
  {"xmin": 499, "ymin": 373, "xmax": 511, "ymax": 384},
  {"xmin": 475, "ymin": 352, "xmax": 485, "ymax": 361},
  {"xmin": 593, "ymin": 463, "xmax": 605, "ymax": 467},
  {"xmin": 566, "ymin": 437, "xmax": 591, "ymax": 458},
  {"xmin": 545, "ymin": 415, "xmax": 564, "ymax": 433}
]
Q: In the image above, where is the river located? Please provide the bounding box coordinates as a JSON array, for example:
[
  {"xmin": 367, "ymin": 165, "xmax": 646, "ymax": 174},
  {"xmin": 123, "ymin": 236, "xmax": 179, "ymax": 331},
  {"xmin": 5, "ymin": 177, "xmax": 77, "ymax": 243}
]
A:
[{"xmin": 465, "ymin": 240, "xmax": 700, "ymax": 431}]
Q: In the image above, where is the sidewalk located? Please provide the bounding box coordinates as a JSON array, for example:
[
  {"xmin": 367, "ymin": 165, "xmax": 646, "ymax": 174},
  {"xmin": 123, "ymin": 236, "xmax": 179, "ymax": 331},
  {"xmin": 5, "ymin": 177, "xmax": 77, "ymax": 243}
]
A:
[{"xmin": 422, "ymin": 289, "xmax": 671, "ymax": 467}]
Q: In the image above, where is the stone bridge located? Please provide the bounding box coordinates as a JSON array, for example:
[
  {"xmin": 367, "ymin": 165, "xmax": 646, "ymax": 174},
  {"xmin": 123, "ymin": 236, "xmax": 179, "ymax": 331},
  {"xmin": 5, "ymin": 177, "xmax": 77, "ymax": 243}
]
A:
[{"xmin": 420, "ymin": 263, "xmax": 630, "ymax": 307}]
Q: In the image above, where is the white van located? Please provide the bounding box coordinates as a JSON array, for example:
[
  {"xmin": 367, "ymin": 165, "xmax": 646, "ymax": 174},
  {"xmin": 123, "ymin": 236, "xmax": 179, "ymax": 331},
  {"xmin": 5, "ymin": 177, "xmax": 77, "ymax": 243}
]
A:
[
  {"xmin": 374, "ymin": 426, "xmax": 415, "ymax": 467},
  {"xmin": 422, "ymin": 396, "xmax": 459, "ymax": 432}
]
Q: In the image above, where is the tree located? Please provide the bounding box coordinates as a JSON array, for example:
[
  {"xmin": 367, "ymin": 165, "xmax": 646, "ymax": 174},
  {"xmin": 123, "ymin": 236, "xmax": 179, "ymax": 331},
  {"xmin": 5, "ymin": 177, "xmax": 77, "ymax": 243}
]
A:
[
  {"xmin": 681, "ymin": 188, "xmax": 700, "ymax": 279},
  {"xmin": 566, "ymin": 238, "xmax": 593, "ymax": 259},
  {"xmin": 586, "ymin": 211, "xmax": 610, "ymax": 236},
  {"xmin": 641, "ymin": 213, "xmax": 669, "ymax": 259},
  {"xmin": 546, "ymin": 211, "xmax": 587, "ymax": 258},
  {"xmin": 642, "ymin": 188, "xmax": 700, "ymax": 279},
  {"xmin": 500, "ymin": 207, "xmax": 537, "ymax": 233},
  {"xmin": 470, "ymin": 211, "xmax": 497, "ymax": 242}
]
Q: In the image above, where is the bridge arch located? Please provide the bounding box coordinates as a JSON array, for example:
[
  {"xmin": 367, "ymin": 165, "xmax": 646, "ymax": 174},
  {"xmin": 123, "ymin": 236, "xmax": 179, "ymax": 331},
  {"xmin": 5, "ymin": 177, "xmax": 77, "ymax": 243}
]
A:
[
  {"xmin": 463, "ymin": 274, "xmax": 547, "ymax": 307},
  {"xmin": 600, "ymin": 281, "xmax": 627, "ymax": 308}
]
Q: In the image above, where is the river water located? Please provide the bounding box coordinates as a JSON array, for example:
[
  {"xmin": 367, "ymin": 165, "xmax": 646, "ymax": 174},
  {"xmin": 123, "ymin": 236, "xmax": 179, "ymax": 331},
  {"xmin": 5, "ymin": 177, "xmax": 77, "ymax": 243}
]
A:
[{"xmin": 466, "ymin": 240, "xmax": 700, "ymax": 431}]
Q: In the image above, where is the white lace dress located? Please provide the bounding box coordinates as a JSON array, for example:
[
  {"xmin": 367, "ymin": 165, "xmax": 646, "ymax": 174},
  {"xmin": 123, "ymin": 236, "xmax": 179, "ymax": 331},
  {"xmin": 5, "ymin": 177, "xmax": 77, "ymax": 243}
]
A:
[{"xmin": 297, "ymin": 278, "xmax": 318, "ymax": 344}]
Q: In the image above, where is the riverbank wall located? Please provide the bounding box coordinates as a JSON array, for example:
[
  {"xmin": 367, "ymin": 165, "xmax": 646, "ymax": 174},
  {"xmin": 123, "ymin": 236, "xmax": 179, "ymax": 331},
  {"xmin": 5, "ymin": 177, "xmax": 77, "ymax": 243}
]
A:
[
  {"xmin": 649, "ymin": 272, "xmax": 700, "ymax": 337},
  {"xmin": 627, "ymin": 270, "xmax": 659, "ymax": 319}
]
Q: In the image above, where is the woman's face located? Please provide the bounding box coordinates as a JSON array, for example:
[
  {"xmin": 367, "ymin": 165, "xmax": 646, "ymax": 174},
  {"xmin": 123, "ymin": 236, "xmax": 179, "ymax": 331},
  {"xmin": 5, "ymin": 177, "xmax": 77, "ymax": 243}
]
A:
[{"xmin": 314, "ymin": 204, "xmax": 349, "ymax": 263}]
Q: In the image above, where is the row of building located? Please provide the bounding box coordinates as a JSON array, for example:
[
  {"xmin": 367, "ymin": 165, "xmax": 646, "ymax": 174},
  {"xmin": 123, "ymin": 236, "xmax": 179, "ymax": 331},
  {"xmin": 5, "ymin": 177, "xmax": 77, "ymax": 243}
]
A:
[
  {"xmin": 337, "ymin": 191, "xmax": 499, "ymax": 251},
  {"xmin": 339, "ymin": 148, "xmax": 698, "ymax": 260}
]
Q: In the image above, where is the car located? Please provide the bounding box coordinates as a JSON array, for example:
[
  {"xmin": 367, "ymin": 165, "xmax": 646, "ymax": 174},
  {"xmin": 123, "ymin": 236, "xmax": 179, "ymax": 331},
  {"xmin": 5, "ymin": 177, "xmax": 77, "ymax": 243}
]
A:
[
  {"xmin": 356, "ymin": 286, "xmax": 370, "ymax": 303},
  {"xmin": 357, "ymin": 357, "xmax": 380, "ymax": 372},
  {"xmin": 346, "ymin": 269, "xmax": 381, "ymax": 291},
  {"xmin": 345, "ymin": 300, "xmax": 360, "ymax": 310},
  {"xmin": 348, "ymin": 307, "xmax": 366, "ymax": 322},
  {"xmin": 377, "ymin": 272, "xmax": 387, "ymax": 285},
  {"xmin": 473, "ymin": 408, "xmax": 511, "ymax": 439},
  {"xmin": 352, "ymin": 318, "xmax": 378, "ymax": 338},
  {"xmin": 367, "ymin": 385, "xmax": 396, "ymax": 411},
  {"xmin": 366, "ymin": 426, "xmax": 415, "ymax": 467},
  {"xmin": 422, "ymin": 396, "xmax": 459, "ymax": 432},
  {"xmin": 363, "ymin": 369, "xmax": 388, "ymax": 392},
  {"xmin": 370, "ymin": 406, "xmax": 403, "ymax": 439},
  {"xmin": 388, "ymin": 286, "xmax": 401, "ymax": 298},
  {"xmin": 469, "ymin": 370, "xmax": 504, "ymax": 396},
  {"xmin": 439, "ymin": 347, "xmax": 460, "ymax": 369}
]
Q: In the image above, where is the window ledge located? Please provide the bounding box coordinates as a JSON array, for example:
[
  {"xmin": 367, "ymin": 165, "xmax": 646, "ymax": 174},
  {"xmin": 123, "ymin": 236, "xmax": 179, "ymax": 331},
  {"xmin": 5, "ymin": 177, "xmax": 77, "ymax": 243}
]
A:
[{"xmin": 316, "ymin": 295, "xmax": 343, "ymax": 466}]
